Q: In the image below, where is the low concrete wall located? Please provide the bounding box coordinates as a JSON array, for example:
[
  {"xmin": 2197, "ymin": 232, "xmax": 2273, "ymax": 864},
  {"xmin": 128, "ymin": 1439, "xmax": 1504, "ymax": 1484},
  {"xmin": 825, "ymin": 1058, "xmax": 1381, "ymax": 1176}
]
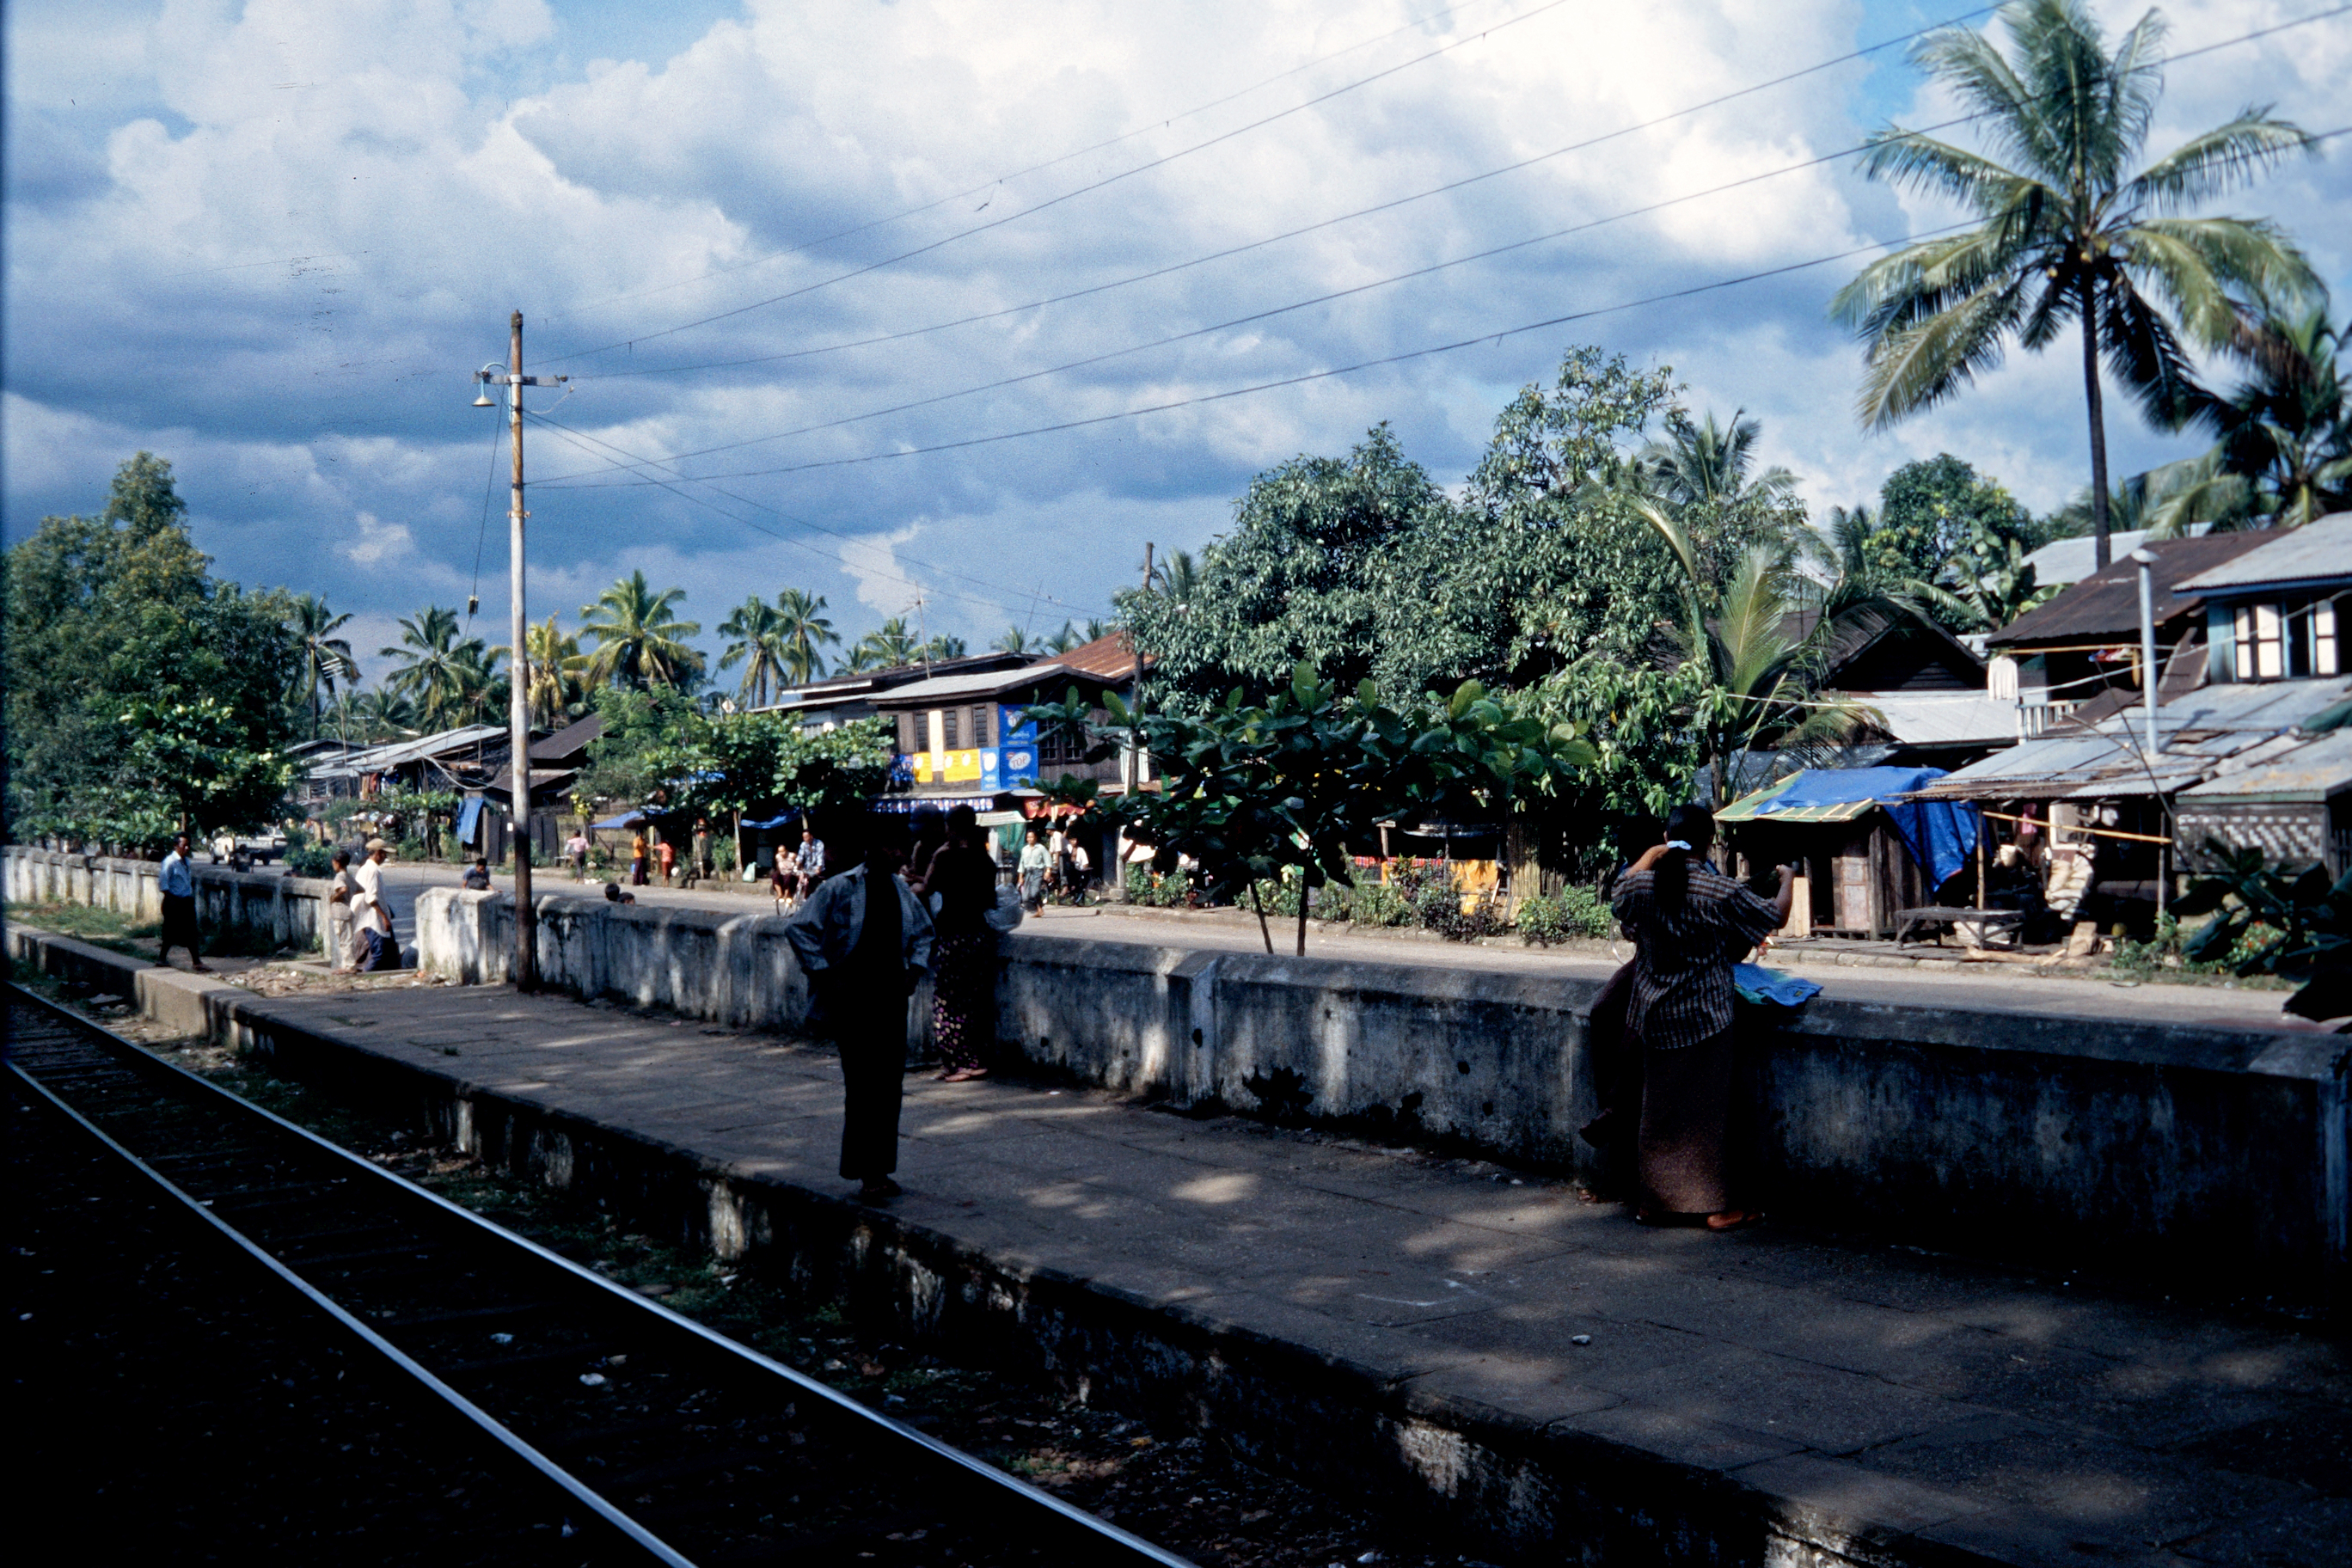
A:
[
  {"xmin": 416, "ymin": 888, "xmax": 2349, "ymax": 1298},
  {"xmin": 3, "ymin": 844, "xmax": 329, "ymax": 956}
]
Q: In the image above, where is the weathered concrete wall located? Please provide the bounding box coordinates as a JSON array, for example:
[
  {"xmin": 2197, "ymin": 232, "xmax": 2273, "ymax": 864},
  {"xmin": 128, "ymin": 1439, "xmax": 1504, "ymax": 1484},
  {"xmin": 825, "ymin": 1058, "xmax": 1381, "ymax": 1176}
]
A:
[
  {"xmin": 3, "ymin": 844, "xmax": 328, "ymax": 954},
  {"xmin": 414, "ymin": 887, "xmax": 2349, "ymax": 1295}
]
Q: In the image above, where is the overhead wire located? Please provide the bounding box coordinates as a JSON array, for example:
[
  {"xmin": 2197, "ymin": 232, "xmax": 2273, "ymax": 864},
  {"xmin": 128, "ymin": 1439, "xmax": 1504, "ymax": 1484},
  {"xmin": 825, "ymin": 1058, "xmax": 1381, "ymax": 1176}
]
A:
[
  {"xmin": 570, "ymin": 4, "xmax": 2004, "ymax": 385},
  {"xmin": 541, "ymin": 0, "xmax": 1523, "ymax": 324},
  {"xmin": 537, "ymin": 0, "xmax": 1584, "ymax": 364},
  {"xmin": 517, "ymin": 407, "xmax": 1113, "ymax": 622},
  {"xmin": 537, "ymin": 10, "xmax": 2350, "ymax": 491}
]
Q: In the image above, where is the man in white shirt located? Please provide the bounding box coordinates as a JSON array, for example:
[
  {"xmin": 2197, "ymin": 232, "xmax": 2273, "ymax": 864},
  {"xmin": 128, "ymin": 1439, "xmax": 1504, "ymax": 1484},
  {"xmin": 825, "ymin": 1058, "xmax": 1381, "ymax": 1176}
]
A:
[
  {"xmin": 156, "ymin": 833, "xmax": 211, "ymax": 972},
  {"xmin": 351, "ymin": 837, "xmax": 398, "ymax": 971}
]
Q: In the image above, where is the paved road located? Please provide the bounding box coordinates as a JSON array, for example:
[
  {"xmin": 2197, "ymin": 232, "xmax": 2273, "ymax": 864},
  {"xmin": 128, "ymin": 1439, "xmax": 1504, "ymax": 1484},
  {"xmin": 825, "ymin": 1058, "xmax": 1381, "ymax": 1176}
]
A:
[{"xmin": 226, "ymin": 979, "xmax": 2352, "ymax": 1565}]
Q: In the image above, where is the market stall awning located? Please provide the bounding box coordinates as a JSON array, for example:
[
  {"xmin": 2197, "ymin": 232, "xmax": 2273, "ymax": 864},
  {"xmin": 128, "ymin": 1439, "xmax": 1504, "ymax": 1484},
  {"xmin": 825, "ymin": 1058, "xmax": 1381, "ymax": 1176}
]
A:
[
  {"xmin": 1716, "ymin": 774, "xmax": 1872, "ymax": 824},
  {"xmin": 591, "ymin": 810, "xmax": 648, "ymax": 830}
]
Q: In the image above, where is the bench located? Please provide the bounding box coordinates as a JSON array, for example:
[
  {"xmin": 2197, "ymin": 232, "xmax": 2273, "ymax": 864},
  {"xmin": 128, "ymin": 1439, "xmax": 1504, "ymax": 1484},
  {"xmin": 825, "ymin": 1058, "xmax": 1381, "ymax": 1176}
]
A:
[{"xmin": 1895, "ymin": 905, "xmax": 2028, "ymax": 948}]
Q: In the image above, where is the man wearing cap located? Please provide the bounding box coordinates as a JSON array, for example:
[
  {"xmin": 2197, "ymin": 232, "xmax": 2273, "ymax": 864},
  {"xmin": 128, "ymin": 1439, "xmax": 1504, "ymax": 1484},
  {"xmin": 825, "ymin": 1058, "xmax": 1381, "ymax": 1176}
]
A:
[
  {"xmin": 352, "ymin": 837, "xmax": 399, "ymax": 971},
  {"xmin": 786, "ymin": 820, "xmax": 934, "ymax": 1200}
]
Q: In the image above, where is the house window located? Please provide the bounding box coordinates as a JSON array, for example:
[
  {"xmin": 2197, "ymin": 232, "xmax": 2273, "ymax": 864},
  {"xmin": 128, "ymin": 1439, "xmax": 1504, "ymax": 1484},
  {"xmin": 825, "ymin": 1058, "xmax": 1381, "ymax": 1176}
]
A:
[
  {"xmin": 971, "ymin": 706, "xmax": 992, "ymax": 747},
  {"xmin": 943, "ymin": 709, "xmax": 960, "ymax": 749},
  {"xmin": 2235, "ymin": 602, "xmax": 2284, "ymax": 680},
  {"xmin": 2318, "ymin": 597, "xmax": 2341, "ymax": 677},
  {"xmin": 894, "ymin": 712, "xmax": 917, "ymax": 753}
]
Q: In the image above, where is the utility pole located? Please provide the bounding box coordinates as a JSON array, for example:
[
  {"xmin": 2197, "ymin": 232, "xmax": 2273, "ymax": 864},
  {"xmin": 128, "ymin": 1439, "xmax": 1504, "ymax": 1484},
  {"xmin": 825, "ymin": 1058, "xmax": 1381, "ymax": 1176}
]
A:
[
  {"xmin": 1129, "ymin": 542, "xmax": 1152, "ymax": 799},
  {"xmin": 475, "ymin": 314, "xmax": 566, "ymax": 991}
]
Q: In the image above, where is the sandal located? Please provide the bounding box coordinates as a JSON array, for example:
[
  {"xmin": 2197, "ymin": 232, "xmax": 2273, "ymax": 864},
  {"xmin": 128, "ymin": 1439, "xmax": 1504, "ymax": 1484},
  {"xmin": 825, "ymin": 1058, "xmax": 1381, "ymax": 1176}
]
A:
[{"xmin": 1705, "ymin": 1210, "xmax": 1763, "ymax": 1232}]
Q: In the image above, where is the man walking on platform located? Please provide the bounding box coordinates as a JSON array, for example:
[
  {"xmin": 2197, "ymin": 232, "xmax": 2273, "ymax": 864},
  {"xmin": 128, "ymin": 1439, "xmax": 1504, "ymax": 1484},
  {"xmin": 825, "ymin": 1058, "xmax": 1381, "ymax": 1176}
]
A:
[
  {"xmin": 786, "ymin": 820, "xmax": 934, "ymax": 1201},
  {"xmin": 156, "ymin": 833, "xmax": 211, "ymax": 972}
]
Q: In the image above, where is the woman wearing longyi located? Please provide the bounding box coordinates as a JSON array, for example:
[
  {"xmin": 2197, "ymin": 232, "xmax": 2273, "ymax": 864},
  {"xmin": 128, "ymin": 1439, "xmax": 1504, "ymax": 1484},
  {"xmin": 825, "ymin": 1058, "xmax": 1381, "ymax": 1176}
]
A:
[{"xmin": 1608, "ymin": 804, "xmax": 1794, "ymax": 1232}]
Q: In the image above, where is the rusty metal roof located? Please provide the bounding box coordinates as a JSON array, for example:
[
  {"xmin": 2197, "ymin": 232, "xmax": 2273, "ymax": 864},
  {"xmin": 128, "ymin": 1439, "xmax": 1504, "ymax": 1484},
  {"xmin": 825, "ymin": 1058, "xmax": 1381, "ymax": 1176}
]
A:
[{"xmin": 1987, "ymin": 532, "xmax": 2271, "ymax": 649}]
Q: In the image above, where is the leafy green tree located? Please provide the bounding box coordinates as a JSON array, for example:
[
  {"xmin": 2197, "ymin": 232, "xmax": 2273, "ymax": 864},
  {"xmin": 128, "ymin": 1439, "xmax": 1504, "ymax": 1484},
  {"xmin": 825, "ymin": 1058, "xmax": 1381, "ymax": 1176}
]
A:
[
  {"xmin": 287, "ymin": 592, "xmax": 358, "ymax": 740},
  {"xmin": 3, "ymin": 453, "xmax": 302, "ymax": 847},
  {"xmin": 1871, "ymin": 455, "xmax": 2037, "ymax": 583},
  {"xmin": 116, "ymin": 695, "xmax": 299, "ymax": 838},
  {"xmin": 581, "ymin": 571, "xmax": 703, "ymax": 689},
  {"xmin": 1834, "ymin": 0, "xmax": 2318, "ymax": 570}
]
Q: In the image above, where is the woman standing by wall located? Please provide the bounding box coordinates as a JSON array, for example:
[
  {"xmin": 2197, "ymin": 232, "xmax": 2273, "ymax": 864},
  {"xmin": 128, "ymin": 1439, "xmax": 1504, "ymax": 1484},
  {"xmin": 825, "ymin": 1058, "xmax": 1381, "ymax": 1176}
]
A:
[
  {"xmin": 912, "ymin": 805, "xmax": 1001, "ymax": 1083},
  {"xmin": 1609, "ymin": 804, "xmax": 1793, "ymax": 1231}
]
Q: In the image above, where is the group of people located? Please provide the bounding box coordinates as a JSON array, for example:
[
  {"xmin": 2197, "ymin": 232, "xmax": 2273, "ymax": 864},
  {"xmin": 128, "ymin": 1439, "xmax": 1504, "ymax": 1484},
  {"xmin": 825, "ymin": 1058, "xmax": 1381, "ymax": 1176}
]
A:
[
  {"xmin": 1015, "ymin": 824, "xmax": 1092, "ymax": 911},
  {"xmin": 769, "ymin": 825, "xmax": 828, "ymax": 909},
  {"xmin": 323, "ymin": 837, "xmax": 402, "ymax": 972}
]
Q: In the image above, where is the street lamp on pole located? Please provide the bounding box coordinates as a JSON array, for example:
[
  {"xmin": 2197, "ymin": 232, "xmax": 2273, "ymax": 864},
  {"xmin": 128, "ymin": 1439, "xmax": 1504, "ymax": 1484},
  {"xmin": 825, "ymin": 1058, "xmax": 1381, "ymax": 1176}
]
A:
[{"xmin": 473, "ymin": 315, "xmax": 567, "ymax": 991}]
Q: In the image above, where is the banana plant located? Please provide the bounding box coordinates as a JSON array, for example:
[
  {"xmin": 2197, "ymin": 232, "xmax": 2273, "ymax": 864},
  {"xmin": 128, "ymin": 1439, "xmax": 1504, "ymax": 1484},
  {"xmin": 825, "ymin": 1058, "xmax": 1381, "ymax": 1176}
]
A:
[{"xmin": 2171, "ymin": 843, "xmax": 2352, "ymax": 1028}]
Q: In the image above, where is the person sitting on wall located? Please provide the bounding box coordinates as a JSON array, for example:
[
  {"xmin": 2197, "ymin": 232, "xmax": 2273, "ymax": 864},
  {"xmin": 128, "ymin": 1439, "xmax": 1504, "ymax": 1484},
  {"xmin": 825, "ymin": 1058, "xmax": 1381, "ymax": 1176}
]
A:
[{"xmin": 462, "ymin": 856, "xmax": 492, "ymax": 891}]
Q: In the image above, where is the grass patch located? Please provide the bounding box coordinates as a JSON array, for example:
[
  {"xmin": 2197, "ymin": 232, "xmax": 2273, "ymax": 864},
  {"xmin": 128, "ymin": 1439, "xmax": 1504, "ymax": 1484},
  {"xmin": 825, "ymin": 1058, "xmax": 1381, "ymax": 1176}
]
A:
[{"xmin": 5, "ymin": 901, "xmax": 157, "ymax": 958}]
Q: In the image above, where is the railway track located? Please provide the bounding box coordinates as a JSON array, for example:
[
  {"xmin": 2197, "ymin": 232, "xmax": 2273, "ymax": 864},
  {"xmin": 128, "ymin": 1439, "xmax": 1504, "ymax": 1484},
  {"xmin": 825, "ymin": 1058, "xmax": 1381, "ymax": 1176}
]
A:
[{"xmin": 6, "ymin": 983, "xmax": 1195, "ymax": 1567}]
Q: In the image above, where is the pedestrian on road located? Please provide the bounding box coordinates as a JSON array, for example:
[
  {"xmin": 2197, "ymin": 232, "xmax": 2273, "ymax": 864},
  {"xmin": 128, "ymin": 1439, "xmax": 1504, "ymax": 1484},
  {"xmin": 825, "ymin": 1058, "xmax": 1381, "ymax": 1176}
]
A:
[
  {"xmin": 691, "ymin": 818, "xmax": 714, "ymax": 888},
  {"xmin": 630, "ymin": 828, "xmax": 649, "ymax": 887},
  {"xmin": 657, "ymin": 835, "xmax": 676, "ymax": 886},
  {"xmin": 326, "ymin": 848, "xmax": 361, "ymax": 973},
  {"xmin": 910, "ymin": 805, "xmax": 999, "ymax": 1082},
  {"xmin": 1608, "ymin": 805, "xmax": 1792, "ymax": 1232},
  {"xmin": 565, "ymin": 830, "xmax": 590, "ymax": 881},
  {"xmin": 352, "ymin": 837, "xmax": 401, "ymax": 971},
  {"xmin": 156, "ymin": 833, "xmax": 211, "ymax": 972},
  {"xmin": 786, "ymin": 818, "xmax": 934, "ymax": 1201},
  {"xmin": 1018, "ymin": 829, "xmax": 1049, "ymax": 912}
]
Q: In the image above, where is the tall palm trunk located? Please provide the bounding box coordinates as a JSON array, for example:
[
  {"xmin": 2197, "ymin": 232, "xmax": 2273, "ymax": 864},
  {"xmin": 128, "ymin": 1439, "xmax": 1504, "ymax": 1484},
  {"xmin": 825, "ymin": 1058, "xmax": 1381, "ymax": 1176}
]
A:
[{"xmin": 2082, "ymin": 276, "xmax": 2113, "ymax": 571}]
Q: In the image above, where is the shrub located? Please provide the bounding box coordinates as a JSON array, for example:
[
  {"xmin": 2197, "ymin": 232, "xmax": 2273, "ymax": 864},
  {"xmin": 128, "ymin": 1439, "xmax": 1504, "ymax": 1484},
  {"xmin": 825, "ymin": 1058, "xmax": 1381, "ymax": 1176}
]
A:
[
  {"xmin": 284, "ymin": 841, "xmax": 334, "ymax": 879},
  {"xmin": 1515, "ymin": 885, "xmax": 1613, "ymax": 945}
]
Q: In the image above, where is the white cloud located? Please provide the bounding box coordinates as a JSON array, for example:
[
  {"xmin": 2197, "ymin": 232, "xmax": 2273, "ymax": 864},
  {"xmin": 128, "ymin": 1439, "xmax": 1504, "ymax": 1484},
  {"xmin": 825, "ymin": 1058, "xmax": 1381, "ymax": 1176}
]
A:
[{"xmin": 7, "ymin": 0, "xmax": 2346, "ymax": 669}]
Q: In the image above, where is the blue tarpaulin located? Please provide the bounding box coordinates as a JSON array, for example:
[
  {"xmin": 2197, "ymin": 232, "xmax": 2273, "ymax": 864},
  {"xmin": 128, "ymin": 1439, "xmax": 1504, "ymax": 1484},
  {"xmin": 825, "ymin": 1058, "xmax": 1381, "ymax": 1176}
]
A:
[
  {"xmin": 453, "ymin": 797, "xmax": 484, "ymax": 845},
  {"xmin": 740, "ymin": 811, "xmax": 803, "ymax": 831},
  {"xmin": 591, "ymin": 809, "xmax": 648, "ymax": 830},
  {"xmin": 1743, "ymin": 766, "xmax": 1980, "ymax": 888}
]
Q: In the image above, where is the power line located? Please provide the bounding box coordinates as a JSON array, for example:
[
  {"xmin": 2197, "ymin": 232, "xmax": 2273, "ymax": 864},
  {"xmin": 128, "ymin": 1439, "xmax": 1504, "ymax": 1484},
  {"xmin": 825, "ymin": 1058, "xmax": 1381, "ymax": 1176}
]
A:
[
  {"xmin": 544, "ymin": 221, "xmax": 1985, "ymax": 492},
  {"xmin": 540, "ymin": 0, "xmax": 1523, "ymax": 325},
  {"xmin": 518, "ymin": 408, "xmax": 1112, "ymax": 622},
  {"xmin": 541, "ymin": 9, "xmax": 2349, "ymax": 488},
  {"xmin": 570, "ymin": 5, "xmax": 2004, "ymax": 385},
  {"xmin": 536, "ymin": 0, "xmax": 1583, "ymax": 366}
]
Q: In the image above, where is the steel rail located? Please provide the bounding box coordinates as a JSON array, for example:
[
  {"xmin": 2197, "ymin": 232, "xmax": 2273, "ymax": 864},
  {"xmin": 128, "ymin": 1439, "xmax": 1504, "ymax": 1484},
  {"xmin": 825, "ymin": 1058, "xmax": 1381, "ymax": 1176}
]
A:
[{"xmin": 5, "ymin": 983, "xmax": 1198, "ymax": 1568}]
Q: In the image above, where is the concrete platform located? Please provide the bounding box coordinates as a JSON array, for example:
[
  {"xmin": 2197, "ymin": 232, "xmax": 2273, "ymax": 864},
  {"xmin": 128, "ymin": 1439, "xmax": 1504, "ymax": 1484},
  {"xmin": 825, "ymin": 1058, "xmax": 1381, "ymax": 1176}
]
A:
[{"xmin": 15, "ymin": 928, "xmax": 2341, "ymax": 1568}]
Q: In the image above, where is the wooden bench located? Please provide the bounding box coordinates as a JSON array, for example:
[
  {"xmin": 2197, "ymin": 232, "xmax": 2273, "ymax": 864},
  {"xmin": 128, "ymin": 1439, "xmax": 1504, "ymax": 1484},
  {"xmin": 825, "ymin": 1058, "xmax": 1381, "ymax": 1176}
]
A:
[{"xmin": 1894, "ymin": 906, "xmax": 2027, "ymax": 948}]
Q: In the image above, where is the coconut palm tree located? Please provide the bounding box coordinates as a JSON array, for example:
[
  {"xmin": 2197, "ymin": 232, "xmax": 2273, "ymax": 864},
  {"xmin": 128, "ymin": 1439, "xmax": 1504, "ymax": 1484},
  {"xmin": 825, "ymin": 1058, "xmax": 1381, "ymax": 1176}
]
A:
[
  {"xmin": 381, "ymin": 606, "xmax": 478, "ymax": 729},
  {"xmin": 1833, "ymin": 0, "xmax": 2318, "ymax": 572},
  {"xmin": 1042, "ymin": 621, "xmax": 1081, "ymax": 655},
  {"xmin": 1150, "ymin": 548, "xmax": 1205, "ymax": 606},
  {"xmin": 1644, "ymin": 409, "xmax": 1798, "ymax": 511},
  {"xmin": 842, "ymin": 643, "xmax": 885, "ymax": 674},
  {"xmin": 517, "ymin": 616, "xmax": 589, "ymax": 728},
  {"xmin": 920, "ymin": 634, "xmax": 968, "ymax": 661},
  {"xmin": 773, "ymin": 587, "xmax": 839, "ymax": 687},
  {"xmin": 580, "ymin": 571, "xmax": 703, "ymax": 689},
  {"xmin": 2190, "ymin": 291, "xmax": 2352, "ymax": 529},
  {"xmin": 287, "ymin": 593, "xmax": 359, "ymax": 739},
  {"xmin": 448, "ymin": 641, "xmax": 508, "ymax": 728},
  {"xmin": 992, "ymin": 625, "xmax": 1038, "ymax": 656},
  {"xmin": 854, "ymin": 618, "xmax": 919, "ymax": 670},
  {"xmin": 718, "ymin": 596, "xmax": 789, "ymax": 707},
  {"xmin": 351, "ymin": 687, "xmax": 420, "ymax": 742}
]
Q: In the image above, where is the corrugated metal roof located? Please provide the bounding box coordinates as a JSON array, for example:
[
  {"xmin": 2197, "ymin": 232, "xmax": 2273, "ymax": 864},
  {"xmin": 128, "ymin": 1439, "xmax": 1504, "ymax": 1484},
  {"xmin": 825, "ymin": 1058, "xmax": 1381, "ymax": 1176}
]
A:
[
  {"xmin": 307, "ymin": 725, "xmax": 504, "ymax": 778},
  {"xmin": 1988, "ymin": 532, "xmax": 2270, "ymax": 648},
  {"xmin": 2021, "ymin": 527, "xmax": 2178, "ymax": 588},
  {"xmin": 2169, "ymin": 511, "xmax": 2352, "ymax": 594},
  {"xmin": 530, "ymin": 712, "xmax": 603, "ymax": 761},
  {"xmin": 2177, "ymin": 730, "xmax": 2352, "ymax": 803},
  {"xmin": 1038, "ymin": 630, "xmax": 1142, "ymax": 681},
  {"xmin": 1912, "ymin": 677, "xmax": 2352, "ymax": 800},
  {"xmin": 873, "ymin": 664, "xmax": 1076, "ymax": 704},
  {"xmin": 1845, "ymin": 692, "xmax": 2018, "ymax": 746}
]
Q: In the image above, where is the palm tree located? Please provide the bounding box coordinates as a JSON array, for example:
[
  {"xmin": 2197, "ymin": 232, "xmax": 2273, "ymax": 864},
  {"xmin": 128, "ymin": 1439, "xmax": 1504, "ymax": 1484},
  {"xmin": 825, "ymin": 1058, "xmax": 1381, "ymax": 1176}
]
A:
[
  {"xmin": 1833, "ymin": 0, "xmax": 2318, "ymax": 571},
  {"xmin": 2054, "ymin": 450, "xmax": 2251, "ymax": 540},
  {"xmin": 1939, "ymin": 519, "xmax": 2060, "ymax": 629},
  {"xmin": 449, "ymin": 641, "xmax": 508, "ymax": 727},
  {"xmin": 842, "ymin": 643, "xmax": 885, "ymax": 674},
  {"xmin": 921, "ymin": 634, "xmax": 968, "ymax": 661},
  {"xmin": 992, "ymin": 625, "xmax": 1038, "ymax": 656},
  {"xmin": 1042, "ymin": 621, "xmax": 1081, "ymax": 655},
  {"xmin": 1645, "ymin": 409, "xmax": 1797, "ymax": 510},
  {"xmin": 381, "ymin": 607, "xmax": 475, "ymax": 729},
  {"xmin": 287, "ymin": 593, "xmax": 358, "ymax": 739},
  {"xmin": 1150, "ymin": 548, "xmax": 1205, "ymax": 606},
  {"xmin": 517, "ymin": 616, "xmax": 589, "ymax": 728},
  {"xmin": 2190, "ymin": 291, "xmax": 2352, "ymax": 529},
  {"xmin": 580, "ymin": 571, "xmax": 703, "ymax": 689},
  {"xmin": 718, "ymin": 596, "xmax": 789, "ymax": 707},
  {"xmin": 773, "ymin": 587, "xmax": 839, "ymax": 686},
  {"xmin": 855, "ymin": 618, "xmax": 919, "ymax": 670},
  {"xmin": 352, "ymin": 688, "xmax": 419, "ymax": 741}
]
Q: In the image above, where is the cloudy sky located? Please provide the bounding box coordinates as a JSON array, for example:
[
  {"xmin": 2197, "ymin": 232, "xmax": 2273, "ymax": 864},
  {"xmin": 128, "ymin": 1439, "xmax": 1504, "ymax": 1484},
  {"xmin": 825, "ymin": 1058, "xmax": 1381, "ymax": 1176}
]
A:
[{"xmin": 8, "ymin": 0, "xmax": 2348, "ymax": 688}]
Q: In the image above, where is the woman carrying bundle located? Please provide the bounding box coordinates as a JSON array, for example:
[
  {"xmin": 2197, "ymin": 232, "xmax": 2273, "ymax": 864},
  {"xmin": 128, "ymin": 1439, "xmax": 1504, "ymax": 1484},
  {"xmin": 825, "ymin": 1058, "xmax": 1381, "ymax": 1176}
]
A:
[{"xmin": 1608, "ymin": 804, "xmax": 1793, "ymax": 1232}]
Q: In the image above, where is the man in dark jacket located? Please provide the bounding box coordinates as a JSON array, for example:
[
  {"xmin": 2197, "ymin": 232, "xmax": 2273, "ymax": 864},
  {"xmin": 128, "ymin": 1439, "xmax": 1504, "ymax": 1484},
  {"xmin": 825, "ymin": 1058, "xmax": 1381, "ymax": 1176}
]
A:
[{"xmin": 786, "ymin": 820, "xmax": 935, "ymax": 1200}]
